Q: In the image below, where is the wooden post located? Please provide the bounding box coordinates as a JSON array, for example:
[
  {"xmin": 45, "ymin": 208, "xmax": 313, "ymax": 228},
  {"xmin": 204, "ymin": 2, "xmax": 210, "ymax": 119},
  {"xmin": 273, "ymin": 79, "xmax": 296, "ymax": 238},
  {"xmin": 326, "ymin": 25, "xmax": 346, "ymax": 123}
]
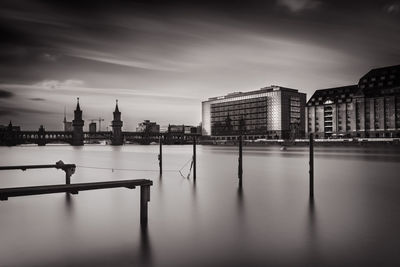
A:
[
  {"xmin": 64, "ymin": 166, "xmax": 75, "ymax": 185},
  {"xmin": 193, "ymin": 136, "xmax": 196, "ymax": 181},
  {"xmin": 140, "ymin": 185, "xmax": 150, "ymax": 226},
  {"xmin": 159, "ymin": 136, "xmax": 162, "ymax": 175},
  {"xmin": 238, "ymin": 135, "xmax": 243, "ymax": 187},
  {"xmin": 309, "ymin": 133, "xmax": 314, "ymax": 199},
  {"xmin": 65, "ymin": 169, "xmax": 71, "ymax": 185}
]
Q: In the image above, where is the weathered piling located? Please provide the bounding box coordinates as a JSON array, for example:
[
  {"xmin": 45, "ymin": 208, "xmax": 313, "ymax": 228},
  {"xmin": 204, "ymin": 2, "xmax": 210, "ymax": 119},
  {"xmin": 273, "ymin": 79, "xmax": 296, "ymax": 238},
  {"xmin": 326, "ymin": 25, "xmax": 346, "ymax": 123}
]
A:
[
  {"xmin": 238, "ymin": 135, "xmax": 243, "ymax": 187},
  {"xmin": 159, "ymin": 136, "xmax": 162, "ymax": 175},
  {"xmin": 193, "ymin": 135, "xmax": 196, "ymax": 181},
  {"xmin": 309, "ymin": 133, "xmax": 314, "ymax": 199},
  {"xmin": 140, "ymin": 184, "xmax": 151, "ymax": 226}
]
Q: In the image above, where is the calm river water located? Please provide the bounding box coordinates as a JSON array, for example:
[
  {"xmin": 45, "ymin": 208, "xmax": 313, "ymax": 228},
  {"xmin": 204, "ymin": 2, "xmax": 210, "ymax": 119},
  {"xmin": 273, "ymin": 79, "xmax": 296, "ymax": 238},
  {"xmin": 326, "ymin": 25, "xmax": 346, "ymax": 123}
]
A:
[{"xmin": 1, "ymin": 145, "xmax": 400, "ymax": 267}]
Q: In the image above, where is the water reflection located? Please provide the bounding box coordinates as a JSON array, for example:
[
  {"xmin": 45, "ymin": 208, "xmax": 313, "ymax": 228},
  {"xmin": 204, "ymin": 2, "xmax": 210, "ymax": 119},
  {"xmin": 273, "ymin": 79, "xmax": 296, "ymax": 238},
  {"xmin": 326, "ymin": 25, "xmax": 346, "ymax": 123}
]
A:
[
  {"xmin": 64, "ymin": 193, "xmax": 74, "ymax": 217},
  {"xmin": 237, "ymin": 185, "xmax": 244, "ymax": 214},
  {"xmin": 236, "ymin": 184, "xmax": 246, "ymax": 231},
  {"xmin": 306, "ymin": 196, "xmax": 319, "ymax": 265},
  {"xmin": 139, "ymin": 225, "xmax": 152, "ymax": 266},
  {"xmin": 308, "ymin": 197, "xmax": 316, "ymax": 239}
]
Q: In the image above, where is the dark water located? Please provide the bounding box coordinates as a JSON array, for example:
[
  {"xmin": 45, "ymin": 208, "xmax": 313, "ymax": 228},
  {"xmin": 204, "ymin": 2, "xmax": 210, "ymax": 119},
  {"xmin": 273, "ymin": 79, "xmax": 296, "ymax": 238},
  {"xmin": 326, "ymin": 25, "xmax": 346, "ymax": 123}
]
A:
[{"xmin": 1, "ymin": 145, "xmax": 400, "ymax": 267}]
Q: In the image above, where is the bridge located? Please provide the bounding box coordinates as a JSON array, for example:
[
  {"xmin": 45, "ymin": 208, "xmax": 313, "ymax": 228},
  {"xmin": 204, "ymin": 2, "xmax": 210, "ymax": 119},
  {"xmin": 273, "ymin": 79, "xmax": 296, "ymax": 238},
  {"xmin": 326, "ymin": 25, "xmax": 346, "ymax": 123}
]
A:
[
  {"xmin": 0, "ymin": 126, "xmax": 199, "ymax": 146},
  {"xmin": 0, "ymin": 98, "xmax": 200, "ymax": 146}
]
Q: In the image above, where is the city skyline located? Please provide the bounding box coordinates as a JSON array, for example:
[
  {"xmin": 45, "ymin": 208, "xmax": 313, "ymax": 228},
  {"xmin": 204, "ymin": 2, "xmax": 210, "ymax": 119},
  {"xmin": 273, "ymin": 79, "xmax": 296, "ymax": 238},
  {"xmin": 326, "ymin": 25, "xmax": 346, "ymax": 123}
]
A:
[{"xmin": 1, "ymin": 0, "xmax": 400, "ymax": 130}]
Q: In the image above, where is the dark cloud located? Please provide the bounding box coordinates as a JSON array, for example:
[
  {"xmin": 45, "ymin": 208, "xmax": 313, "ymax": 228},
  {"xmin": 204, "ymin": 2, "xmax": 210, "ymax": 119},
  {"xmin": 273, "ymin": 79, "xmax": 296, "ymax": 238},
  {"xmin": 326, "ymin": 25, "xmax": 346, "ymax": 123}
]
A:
[
  {"xmin": 29, "ymin": 97, "xmax": 45, "ymax": 101},
  {"xmin": 0, "ymin": 108, "xmax": 16, "ymax": 117},
  {"xmin": 0, "ymin": 0, "xmax": 399, "ymax": 129},
  {"xmin": 0, "ymin": 89, "xmax": 14, "ymax": 98},
  {"xmin": 0, "ymin": 106, "xmax": 53, "ymax": 116}
]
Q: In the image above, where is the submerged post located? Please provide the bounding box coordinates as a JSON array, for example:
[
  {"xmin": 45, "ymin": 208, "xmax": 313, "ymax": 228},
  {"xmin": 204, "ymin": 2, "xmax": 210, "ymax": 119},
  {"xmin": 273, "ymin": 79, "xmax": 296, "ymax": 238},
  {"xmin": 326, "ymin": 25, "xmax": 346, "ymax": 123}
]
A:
[
  {"xmin": 140, "ymin": 185, "xmax": 151, "ymax": 226},
  {"xmin": 159, "ymin": 136, "xmax": 162, "ymax": 175},
  {"xmin": 193, "ymin": 135, "xmax": 196, "ymax": 181},
  {"xmin": 65, "ymin": 167, "xmax": 74, "ymax": 185},
  {"xmin": 238, "ymin": 135, "xmax": 243, "ymax": 187},
  {"xmin": 309, "ymin": 133, "xmax": 314, "ymax": 199}
]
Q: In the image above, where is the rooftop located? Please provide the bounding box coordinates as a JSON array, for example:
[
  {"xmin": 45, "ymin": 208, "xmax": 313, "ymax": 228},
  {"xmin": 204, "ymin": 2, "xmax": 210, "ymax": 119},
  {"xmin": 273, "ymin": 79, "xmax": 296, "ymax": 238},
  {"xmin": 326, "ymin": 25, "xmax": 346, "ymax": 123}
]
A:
[{"xmin": 205, "ymin": 85, "xmax": 302, "ymax": 102}]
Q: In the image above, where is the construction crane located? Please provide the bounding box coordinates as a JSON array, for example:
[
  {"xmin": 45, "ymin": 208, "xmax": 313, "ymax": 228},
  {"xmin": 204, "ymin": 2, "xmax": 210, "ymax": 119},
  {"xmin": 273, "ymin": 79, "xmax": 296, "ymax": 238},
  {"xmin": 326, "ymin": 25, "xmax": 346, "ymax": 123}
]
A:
[{"xmin": 89, "ymin": 118, "xmax": 105, "ymax": 132}]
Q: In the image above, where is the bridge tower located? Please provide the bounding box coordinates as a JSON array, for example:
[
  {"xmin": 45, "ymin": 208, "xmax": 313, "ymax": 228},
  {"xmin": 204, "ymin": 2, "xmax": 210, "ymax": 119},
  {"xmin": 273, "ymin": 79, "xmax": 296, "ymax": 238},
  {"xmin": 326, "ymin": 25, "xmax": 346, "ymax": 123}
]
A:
[
  {"xmin": 37, "ymin": 125, "xmax": 46, "ymax": 146},
  {"xmin": 72, "ymin": 98, "xmax": 84, "ymax": 146},
  {"xmin": 4, "ymin": 121, "xmax": 16, "ymax": 146},
  {"xmin": 111, "ymin": 100, "xmax": 123, "ymax": 145}
]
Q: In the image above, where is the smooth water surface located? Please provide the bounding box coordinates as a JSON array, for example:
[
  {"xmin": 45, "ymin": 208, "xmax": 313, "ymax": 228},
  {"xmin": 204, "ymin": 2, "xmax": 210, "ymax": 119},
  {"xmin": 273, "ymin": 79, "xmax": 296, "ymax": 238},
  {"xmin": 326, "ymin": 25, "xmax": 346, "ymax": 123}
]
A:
[{"xmin": 1, "ymin": 145, "xmax": 400, "ymax": 267}]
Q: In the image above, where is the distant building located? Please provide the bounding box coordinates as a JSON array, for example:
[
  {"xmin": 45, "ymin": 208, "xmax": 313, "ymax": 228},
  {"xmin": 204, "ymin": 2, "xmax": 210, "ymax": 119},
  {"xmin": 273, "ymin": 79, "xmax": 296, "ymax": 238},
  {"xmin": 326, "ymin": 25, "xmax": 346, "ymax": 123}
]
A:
[
  {"xmin": 63, "ymin": 107, "xmax": 73, "ymax": 132},
  {"xmin": 89, "ymin": 122, "xmax": 96, "ymax": 133},
  {"xmin": 0, "ymin": 122, "xmax": 20, "ymax": 132},
  {"xmin": 136, "ymin": 120, "xmax": 160, "ymax": 133},
  {"xmin": 306, "ymin": 64, "xmax": 400, "ymax": 138},
  {"xmin": 202, "ymin": 85, "xmax": 306, "ymax": 139},
  {"xmin": 168, "ymin": 124, "xmax": 197, "ymax": 134}
]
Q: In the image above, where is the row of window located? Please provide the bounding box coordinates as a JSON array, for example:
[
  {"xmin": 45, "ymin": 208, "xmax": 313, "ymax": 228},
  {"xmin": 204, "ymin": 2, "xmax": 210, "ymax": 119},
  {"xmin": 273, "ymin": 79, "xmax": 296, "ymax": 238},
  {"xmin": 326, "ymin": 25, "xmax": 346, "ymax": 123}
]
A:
[
  {"xmin": 211, "ymin": 97, "xmax": 268, "ymax": 109},
  {"xmin": 361, "ymin": 74, "xmax": 396, "ymax": 84}
]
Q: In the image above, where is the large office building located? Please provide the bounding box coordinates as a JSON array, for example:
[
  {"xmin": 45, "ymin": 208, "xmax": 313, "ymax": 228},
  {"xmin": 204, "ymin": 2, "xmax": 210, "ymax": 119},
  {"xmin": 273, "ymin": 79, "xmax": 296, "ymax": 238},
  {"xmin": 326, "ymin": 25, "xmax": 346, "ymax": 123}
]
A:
[
  {"xmin": 306, "ymin": 64, "xmax": 400, "ymax": 138},
  {"xmin": 202, "ymin": 85, "xmax": 306, "ymax": 139}
]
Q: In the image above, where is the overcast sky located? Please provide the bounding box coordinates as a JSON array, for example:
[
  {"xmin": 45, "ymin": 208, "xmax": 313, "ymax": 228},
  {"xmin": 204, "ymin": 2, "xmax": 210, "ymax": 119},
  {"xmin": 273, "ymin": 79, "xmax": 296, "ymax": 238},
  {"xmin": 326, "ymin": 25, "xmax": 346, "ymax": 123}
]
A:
[{"xmin": 0, "ymin": 0, "xmax": 399, "ymax": 130}]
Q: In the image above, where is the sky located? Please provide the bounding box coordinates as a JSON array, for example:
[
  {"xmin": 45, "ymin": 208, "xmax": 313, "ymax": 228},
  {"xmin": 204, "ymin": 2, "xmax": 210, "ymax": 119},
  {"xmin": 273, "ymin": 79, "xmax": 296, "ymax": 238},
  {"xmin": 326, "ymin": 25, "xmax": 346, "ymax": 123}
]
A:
[{"xmin": 0, "ymin": 0, "xmax": 399, "ymax": 130}]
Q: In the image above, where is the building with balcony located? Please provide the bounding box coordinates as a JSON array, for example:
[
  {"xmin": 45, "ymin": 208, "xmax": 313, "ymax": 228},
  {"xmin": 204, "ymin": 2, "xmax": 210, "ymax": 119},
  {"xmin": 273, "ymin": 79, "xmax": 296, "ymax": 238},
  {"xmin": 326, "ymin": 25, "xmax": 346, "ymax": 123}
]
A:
[
  {"xmin": 202, "ymin": 85, "xmax": 306, "ymax": 140},
  {"xmin": 306, "ymin": 64, "xmax": 400, "ymax": 138}
]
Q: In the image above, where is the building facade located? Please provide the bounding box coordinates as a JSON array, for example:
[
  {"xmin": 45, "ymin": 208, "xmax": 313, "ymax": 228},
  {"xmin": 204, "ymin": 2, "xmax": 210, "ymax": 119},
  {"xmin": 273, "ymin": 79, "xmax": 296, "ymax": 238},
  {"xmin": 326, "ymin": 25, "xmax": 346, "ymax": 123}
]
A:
[
  {"xmin": 89, "ymin": 122, "xmax": 96, "ymax": 133},
  {"xmin": 168, "ymin": 124, "xmax": 198, "ymax": 134},
  {"xmin": 306, "ymin": 65, "xmax": 400, "ymax": 138},
  {"xmin": 136, "ymin": 120, "xmax": 160, "ymax": 133},
  {"xmin": 202, "ymin": 85, "xmax": 306, "ymax": 139},
  {"xmin": 63, "ymin": 107, "xmax": 73, "ymax": 132}
]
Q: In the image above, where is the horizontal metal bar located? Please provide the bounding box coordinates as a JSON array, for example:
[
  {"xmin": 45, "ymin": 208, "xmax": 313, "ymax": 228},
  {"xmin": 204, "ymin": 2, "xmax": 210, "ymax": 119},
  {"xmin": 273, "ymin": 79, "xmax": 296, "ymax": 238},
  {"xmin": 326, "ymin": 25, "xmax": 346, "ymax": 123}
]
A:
[
  {"xmin": 0, "ymin": 179, "xmax": 153, "ymax": 200},
  {"xmin": 0, "ymin": 164, "xmax": 76, "ymax": 171}
]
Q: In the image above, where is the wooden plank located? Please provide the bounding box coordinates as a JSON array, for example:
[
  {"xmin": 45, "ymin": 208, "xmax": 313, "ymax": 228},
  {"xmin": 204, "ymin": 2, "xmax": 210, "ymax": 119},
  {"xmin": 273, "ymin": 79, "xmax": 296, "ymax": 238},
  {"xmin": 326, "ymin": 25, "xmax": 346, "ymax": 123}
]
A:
[
  {"xmin": 0, "ymin": 179, "xmax": 153, "ymax": 200},
  {"xmin": 0, "ymin": 164, "xmax": 76, "ymax": 171}
]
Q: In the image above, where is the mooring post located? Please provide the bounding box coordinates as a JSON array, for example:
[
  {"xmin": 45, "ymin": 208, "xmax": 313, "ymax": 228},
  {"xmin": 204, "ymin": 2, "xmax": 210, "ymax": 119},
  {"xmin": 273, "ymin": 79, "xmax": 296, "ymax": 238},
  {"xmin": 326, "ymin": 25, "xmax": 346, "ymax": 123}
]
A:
[
  {"xmin": 309, "ymin": 133, "xmax": 314, "ymax": 199},
  {"xmin": 65, "ymin": 167, "xmax": 74, "ymax": 185},
  {"xmin": 140, "ymin": 185, "xmax": 151, "ymax": 226},
  {"xmin": 55, "ymin": 160, "xmax": 75, "ymax": 186},
  {"xmin": 159, "ymin": 136, "xmax": 162, "ymax": 175},
  {"xmin": 192, "ymin": 135, "xmax": 197, "ymax": 181},
  {"xmin": 238, "ymin": 135, "xmax": 243, "ymax": 187}
]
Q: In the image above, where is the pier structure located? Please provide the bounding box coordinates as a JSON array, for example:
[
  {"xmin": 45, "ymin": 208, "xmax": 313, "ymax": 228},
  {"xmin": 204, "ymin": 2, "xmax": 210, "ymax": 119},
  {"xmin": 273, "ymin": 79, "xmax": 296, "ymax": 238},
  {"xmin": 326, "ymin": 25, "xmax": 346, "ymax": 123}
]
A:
[{"xmin": 0, "ymin": 162, "xmax": 153, "ymax": 226}]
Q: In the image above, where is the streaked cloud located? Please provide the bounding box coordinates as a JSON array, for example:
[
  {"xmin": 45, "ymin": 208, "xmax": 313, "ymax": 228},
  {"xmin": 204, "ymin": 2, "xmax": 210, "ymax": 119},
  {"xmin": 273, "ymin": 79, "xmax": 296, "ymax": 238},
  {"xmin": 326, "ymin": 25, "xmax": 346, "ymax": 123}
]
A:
[
  {"xmin": 276, "ymin": 0, "xmax": 321, "ymax": 12},
  {"xmin": 384, "ymin": 2, "xmax": 400, "ymax": 14},
  {"xmin": 33, "ymin": 79, "xmax": 85, "ymax": 90}
]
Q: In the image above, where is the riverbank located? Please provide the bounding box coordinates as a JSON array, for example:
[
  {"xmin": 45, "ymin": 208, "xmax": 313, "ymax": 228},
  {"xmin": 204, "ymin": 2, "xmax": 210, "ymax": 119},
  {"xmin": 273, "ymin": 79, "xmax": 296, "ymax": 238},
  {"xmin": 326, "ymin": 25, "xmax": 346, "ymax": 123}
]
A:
[{"xmin": 199, "ymin": 138, "xmax": 400, "ymax": 147}]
